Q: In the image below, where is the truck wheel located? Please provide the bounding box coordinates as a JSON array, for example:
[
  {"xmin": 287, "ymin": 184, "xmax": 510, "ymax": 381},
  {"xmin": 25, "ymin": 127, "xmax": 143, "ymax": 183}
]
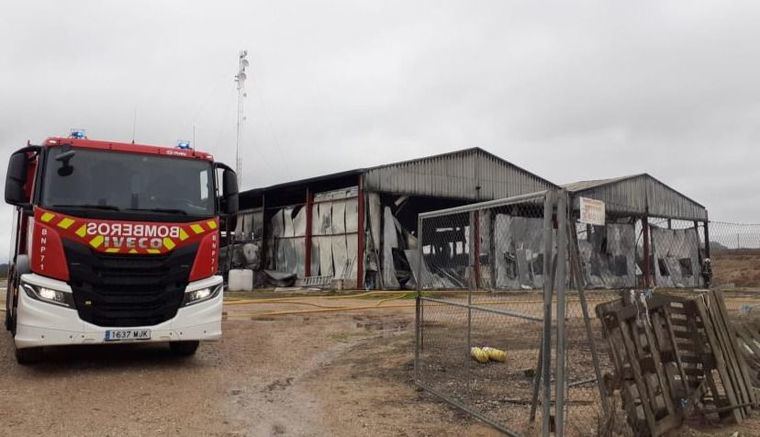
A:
[
  {"xmin": 169, "ymin": 340, "xmax": 199, "ymax": 356},
  {"xmin": 15, "ymin": 347, "xmax": 43, "ymax": 365},
  {"xmin": 5, "ymin": 284, "xmax": 13, "ymax": 332},
  {"xmin": 6, "ymin": 292, "xmax": 17, "ymax": 335}
]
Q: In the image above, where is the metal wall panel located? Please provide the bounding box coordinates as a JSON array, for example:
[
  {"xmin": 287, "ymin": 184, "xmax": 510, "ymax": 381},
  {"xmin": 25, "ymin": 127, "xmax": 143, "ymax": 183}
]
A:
[{"xmin": 363, "ymin": 149, "xmax": 553, "ymax": 200}]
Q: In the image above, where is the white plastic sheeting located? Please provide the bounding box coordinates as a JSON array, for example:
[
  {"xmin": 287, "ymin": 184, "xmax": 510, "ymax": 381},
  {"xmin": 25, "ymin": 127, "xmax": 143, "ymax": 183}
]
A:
[
  {"xmin": 314, "ymin": 201, "xmax": 333, "ymax": 277},
  {"xmin": 366, "ymin": 193, "xmax": 382, "ymax": 272},
  {"xmin": 382, "ymin": 206, "xmax": 401, "ymax": 289},
  {"xmin": 311, "ymin": 187, "xmax": 360, "ymax": 281},
  {"xmin": 270, "ymin": 207, "xmax": 306, "ymax": 277},
  {"xmin": 578, "ymin": 224, "xmax": 636, "ymax": 289},
  {"xmin": 651, "ymin": 226, "xmax": 702, "ymax": 288},
  {"xmin": 268, "ymin": 187, "xmax": 361, "ymax": 280}
]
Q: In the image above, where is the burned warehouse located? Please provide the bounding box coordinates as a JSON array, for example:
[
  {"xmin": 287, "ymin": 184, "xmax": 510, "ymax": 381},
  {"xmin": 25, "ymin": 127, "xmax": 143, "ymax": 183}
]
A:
[
  {"xmin": 564, "ymin": 173, "xmax": 709, "ymax": 289},
  {"xmin": 231, "ymin": 150, "xmax": 709, "ymax": 291},
  {"xmin": 232, "ymin": 148, "xmax": 556, "ymax": 289}
]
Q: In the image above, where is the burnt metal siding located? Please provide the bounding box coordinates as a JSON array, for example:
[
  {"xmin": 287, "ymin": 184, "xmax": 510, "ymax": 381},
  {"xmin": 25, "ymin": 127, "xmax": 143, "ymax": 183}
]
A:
[
  {"xmin": 363, "ymin": 149, "xmax": 553, "ymax": 200},
  {"xmin": 567, "ymin": 174, "xmax": 707, "ymax": 221}
]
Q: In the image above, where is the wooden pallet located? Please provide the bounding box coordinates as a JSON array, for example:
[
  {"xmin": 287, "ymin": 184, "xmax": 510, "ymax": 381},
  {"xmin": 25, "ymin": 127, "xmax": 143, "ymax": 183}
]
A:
[
  {"xmin": 596, "ymin": 295, "xmax": 683, "ymax": 436},
  {"xmin": 732, "ymin": 317, "xmax": 760, "ymax": 390},
  {"xmin": 596, "ymin": 290, "xmax": 756, "ymax": 436}
]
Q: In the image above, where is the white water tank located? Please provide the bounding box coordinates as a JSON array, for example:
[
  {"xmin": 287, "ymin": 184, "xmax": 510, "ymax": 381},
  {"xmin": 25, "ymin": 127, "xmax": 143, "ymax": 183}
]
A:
[{"xmin": 228, "ymin": 269, "xmax": 254, "ymax": 291}]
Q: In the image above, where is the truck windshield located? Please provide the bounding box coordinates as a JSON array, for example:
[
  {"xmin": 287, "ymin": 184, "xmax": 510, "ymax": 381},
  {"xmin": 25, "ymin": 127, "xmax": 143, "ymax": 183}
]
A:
[{"xmin": 41, "ymin": 147, "xmax": 215, "ymax": 217}]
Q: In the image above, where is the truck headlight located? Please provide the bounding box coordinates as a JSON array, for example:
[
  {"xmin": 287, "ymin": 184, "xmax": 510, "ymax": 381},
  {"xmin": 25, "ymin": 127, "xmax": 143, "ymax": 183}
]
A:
[
  {"xmin": 22, "ymin": 283, "xmax": 75, "ymax": 308},
  {"xmin": 182, "ymin": 284, "xmax": 222, "ymax": 306}
]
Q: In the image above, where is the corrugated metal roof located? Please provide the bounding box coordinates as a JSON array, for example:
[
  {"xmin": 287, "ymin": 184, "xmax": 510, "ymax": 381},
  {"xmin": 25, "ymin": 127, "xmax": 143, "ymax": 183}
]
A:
[
  {"xmin": 563, "ymin": 173, "xmax": 707, "ymax": 221},
  {"xmin": 562, "ymin": 174, "xmax": 644, "ymax": 193},
  {"xmin": 363, "ymin": 147, "xmax": 557, "ymax": 200},
  {"xmin": 242, "ymin": 147, "xmax": 557, "ymax": 202}
]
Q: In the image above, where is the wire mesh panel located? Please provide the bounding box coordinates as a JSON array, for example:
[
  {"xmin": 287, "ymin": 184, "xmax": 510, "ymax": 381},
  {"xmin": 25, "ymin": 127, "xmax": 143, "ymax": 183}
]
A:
[
  {"xmin": 707, "ymin": 221, "xmax": 760, "ymax": 289},
  {"xmin": 413, "ymin": 190, "xmax": 610, "ymax": 436}
]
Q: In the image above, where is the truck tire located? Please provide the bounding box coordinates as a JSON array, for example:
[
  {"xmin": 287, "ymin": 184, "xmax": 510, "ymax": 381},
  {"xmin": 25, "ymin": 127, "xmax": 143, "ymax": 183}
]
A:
[
  {"xmin": 4, "ymin": 308, "xmax": 11, "ymax": 332},
  {"xmin": 15, "ymin": 346, "xmax": 43, "ymax": 365},
  {"xmin": 5, "ymin": 289, "xmax": 16, "ymax": 334},
  {"xmin": 169, "ymin": 340, "xmax": 199, "ymax": 356}
]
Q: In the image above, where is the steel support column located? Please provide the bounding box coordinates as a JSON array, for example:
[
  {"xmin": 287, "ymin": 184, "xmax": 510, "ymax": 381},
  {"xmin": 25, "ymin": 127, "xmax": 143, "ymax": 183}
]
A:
[
  {"xmin": 704, "ymin": 216, "xmax": 711, "ymax": 260},
  {"xmin": 304, "ymin": 188, "xmax": 314, "ymax": 277},
  {"xmin": 642, "ymin": 215, "xmax": 652, "ymax": 288},
  {"xmin": 357, "ymin": 176, "xmax": 365, "ymax": 289},
  {"xmin": 474, "ymin": 210, "xmax": 481, "ymax": 289},
  {"xmin": 261, "ymin": 194, "xmax": 269, "ymax": 269}
]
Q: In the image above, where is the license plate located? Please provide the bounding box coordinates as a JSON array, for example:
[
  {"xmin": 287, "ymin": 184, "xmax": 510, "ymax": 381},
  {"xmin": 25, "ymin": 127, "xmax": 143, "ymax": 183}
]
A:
[{"xmin": 104, "ymin": 329, "xmax": 151, "ymax": 342}]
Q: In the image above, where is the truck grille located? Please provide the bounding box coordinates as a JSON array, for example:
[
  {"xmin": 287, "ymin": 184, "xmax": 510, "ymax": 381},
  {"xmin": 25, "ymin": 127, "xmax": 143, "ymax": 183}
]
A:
[{"xmin": 63, "ymin": 240, "xmax": 197, "ymax": 327}]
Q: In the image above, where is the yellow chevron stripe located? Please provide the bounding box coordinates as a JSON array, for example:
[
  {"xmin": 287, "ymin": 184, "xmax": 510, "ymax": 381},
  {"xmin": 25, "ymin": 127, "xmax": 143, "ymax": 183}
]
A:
[
  {"xmin": 206, "ymin": 220, "xmax": 217, "ymax": 230},
  {"xmin": 57, "ymin": 217, "xmax": 75, "ymax": 229},
  {"xmin": 89, "ymin": 235, "xmax": 104, "ymax": 248},
  {"xmin": 129, "ymin": 249, "xmax": 138, "ymax": 254},
  {"xmin": 146, "ymin": 249, "xmax": 160, "ymax": 254},
  {"xmin": 179, "ymin": 228, "xmax": 189, "ymax": 241},
  {"xmin": 163, "ymin": 238, "xmax": 176, "ymax": 250},
  {"xmin": 41, "ymin": 212, "xmax": 55, "ymax": 223},
  {"xmin": 190, "ymin": 224, "xmax": 204, "ymax": 234},
  {"xmin": 105, "ymin": 248, "xmax": 120, "ymax": 253},
  {"xmin": 75, "ymin": 224, "xmax": 87, "ymax": 237}
]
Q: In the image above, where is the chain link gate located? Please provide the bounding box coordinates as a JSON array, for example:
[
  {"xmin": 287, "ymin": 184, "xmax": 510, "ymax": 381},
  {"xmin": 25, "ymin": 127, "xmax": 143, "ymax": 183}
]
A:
[{"xmin": 413, "ymin": 190, "xmax": 608, "ymax": 436}]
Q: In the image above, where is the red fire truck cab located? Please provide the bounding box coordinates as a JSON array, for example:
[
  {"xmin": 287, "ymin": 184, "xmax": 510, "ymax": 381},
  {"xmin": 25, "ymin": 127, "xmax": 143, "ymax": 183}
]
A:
[{"xmin": 4, "ymin": 134, "xmax": 238, "ymax": 364}]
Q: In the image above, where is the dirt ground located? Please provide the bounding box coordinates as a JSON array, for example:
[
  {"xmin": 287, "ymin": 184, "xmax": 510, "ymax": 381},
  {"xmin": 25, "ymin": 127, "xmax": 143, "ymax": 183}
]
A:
[
  {"xmin": 0, "ymin": 293, "xmax": 502, "ymax": 437},
  {"xmin": 712, "ymin": 249, "xmax": 760, "ymax": 288},
  {"xmin": 2, "ymin": 290, "xmax": 760, "ymax": 436}
]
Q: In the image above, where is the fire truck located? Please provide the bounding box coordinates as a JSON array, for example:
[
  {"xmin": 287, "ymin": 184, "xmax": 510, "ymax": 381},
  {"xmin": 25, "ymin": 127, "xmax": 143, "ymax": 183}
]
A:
[{"xmin": 4, "ymin": 133, "xmax": 238, "ymax": 364}]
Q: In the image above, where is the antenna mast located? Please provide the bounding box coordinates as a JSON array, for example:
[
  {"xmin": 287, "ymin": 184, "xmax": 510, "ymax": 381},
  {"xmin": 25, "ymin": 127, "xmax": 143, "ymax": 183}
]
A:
[{"xmin": 235, "ymin": 50, "xmax": 249, "ymax": 187}]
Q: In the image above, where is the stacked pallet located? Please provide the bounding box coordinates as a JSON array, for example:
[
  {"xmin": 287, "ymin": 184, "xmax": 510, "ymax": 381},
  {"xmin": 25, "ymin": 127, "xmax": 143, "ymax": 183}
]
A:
[
  {"xmin": 596, "ymin": 290, "xmax": 756, "ymax": 437},
  {"xmin": 733, "ymin": 317, "xmax": 760, "ymax": 388}
]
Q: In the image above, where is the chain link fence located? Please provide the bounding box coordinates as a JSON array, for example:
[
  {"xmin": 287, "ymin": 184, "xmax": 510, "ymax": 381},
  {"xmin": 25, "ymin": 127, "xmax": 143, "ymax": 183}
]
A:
[
  {"xmin": 708, "ymin": 221, "xmax": 760, "ymax": 289},
  {"xmin": 413, "ymin": 190, "xmax": 611, "ymax": 436},
  {"xmin": 411, "ymin": 188, "xmax": 760, "ymax": 435}
]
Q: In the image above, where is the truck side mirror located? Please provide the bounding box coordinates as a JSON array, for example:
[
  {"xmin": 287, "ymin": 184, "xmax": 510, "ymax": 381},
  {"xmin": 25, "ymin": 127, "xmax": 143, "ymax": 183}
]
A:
[
  {"xmin": 5, "ymin": 150, "xmax": 31, "ymax": 206},
  {"xmin": 222, "ymin": 169, "xmax": 239, "ymax": 216}
]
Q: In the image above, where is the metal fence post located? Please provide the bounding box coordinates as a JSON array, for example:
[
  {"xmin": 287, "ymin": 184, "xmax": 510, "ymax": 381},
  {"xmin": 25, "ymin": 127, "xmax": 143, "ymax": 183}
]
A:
[
  {"xmin": 541, "ymin": 190, "xmax": 556, "ymax": 437},
  {"xmin": 415, "ymin": 214, "xmax": 424, "ymax": 382},
  {"xmin": 467, "ymin": 210, "xmax": 476, "ymax": 393},
  {"xmin": 567, "ymin": 219, "xmax": 610, "ymax": 417},
  {"xmin": 555, "ymin": 191, "xmax": 568, "ymax": 437}
]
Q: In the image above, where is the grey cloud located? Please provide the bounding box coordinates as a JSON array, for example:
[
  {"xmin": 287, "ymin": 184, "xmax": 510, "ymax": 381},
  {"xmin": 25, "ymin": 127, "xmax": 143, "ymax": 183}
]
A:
[{"xmin": 1, "ymin": 1, "xmax": 759, "ymax": 261}]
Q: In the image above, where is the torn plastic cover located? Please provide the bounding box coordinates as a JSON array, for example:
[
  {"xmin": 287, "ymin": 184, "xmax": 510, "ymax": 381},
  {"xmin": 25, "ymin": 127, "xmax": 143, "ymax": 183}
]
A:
[
  {"xmin": 578, "ymin": 223, "xmax": 636, "ymax": 289},
  {"xmin": 651, "ymin": 226, "xmax": 702, "ymax": 288},
  {"xmin": 493, "ymin": 215, "xmax": 546, "ymax": 290},
  {"xmin": 382, "ymin": 206, "xmax": 401, "ymax": 289}
]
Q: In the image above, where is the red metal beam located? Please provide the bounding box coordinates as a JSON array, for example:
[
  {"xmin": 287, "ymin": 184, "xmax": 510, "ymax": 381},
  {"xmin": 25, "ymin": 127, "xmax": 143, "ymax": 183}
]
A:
[{"xmin": 357, "ymin": 176, "xmax": 365, "ymax": 289}]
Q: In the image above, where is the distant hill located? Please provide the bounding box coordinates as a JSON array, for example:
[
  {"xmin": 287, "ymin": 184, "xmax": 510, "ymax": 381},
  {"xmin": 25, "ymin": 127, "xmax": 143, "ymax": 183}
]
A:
[{"xmin": 710, "ymin": 241, "xmax": 730, "ymax": 251}]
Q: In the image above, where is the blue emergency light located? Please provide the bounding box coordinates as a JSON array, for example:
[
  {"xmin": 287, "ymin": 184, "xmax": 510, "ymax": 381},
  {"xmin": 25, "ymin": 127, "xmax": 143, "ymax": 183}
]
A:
[
  {"xmin": 176, "ymin": 141, "xmax": 192, "ymax": 150},
  {"xmin": 69, "ymin": 129, "xmax": 87, "ymax": 139}
]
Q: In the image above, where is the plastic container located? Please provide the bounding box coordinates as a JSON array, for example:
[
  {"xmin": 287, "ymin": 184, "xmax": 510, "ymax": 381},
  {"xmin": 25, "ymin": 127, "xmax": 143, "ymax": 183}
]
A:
[{"xmin": 228, "ymin": 269, "xmax": 254, "ymax": 291}]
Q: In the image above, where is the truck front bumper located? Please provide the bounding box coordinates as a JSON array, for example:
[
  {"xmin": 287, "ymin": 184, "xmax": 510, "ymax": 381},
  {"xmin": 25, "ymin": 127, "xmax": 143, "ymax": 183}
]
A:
[{"xmin": 15, "ymin": 273, "xmax": 223, "ymax": 349}]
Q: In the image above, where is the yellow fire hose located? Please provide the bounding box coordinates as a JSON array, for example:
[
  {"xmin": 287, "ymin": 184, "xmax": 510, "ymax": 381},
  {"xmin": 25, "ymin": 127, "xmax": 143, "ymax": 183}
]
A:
[{"xmin": 225, "ymin": 302, "xmax": 417, "ymax": 319}]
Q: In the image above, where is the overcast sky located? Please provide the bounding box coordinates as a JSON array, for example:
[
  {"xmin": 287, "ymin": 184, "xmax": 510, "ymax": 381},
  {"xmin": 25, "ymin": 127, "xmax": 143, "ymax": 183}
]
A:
[{"xmin": 1, "ymin": 1, "xmax": 760, "ymax": 258}]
